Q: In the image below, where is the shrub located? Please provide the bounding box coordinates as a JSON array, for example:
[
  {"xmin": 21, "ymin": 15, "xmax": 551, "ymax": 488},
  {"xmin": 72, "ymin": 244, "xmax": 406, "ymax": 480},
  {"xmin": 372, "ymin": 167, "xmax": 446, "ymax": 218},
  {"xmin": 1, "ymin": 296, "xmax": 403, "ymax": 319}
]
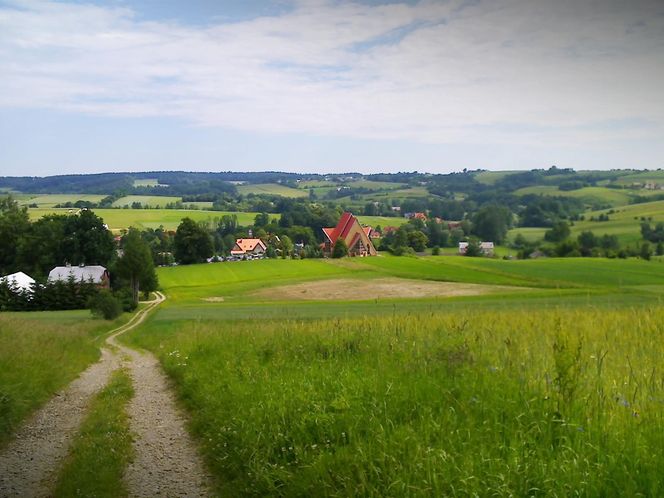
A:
[
  {"xmin": 88, "ymin": 290, "xmax": 122, "ymax": 320},
  {"xmin": 332, "ymin": 239, "xmax": 349, "ymax": 258}
]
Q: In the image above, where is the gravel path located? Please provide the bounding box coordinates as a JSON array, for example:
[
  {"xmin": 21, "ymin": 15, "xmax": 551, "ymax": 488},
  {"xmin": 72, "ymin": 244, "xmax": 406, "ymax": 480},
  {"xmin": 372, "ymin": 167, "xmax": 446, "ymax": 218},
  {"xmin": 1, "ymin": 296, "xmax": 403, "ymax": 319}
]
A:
[
  {"xmin": 0, "ymin": 349, "xmax": 121, "ymax": 497},
  {"xmin": 0, "ymin": 291, "xmax": 212, "ymax": 498}
]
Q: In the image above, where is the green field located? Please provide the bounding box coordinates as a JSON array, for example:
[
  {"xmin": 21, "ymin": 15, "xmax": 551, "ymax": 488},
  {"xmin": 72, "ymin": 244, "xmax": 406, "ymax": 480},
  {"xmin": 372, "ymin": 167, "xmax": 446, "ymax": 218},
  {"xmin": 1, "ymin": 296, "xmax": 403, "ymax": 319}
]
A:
[
  {"xmin": 513, "ymin": 185, "xmax": 657, "ymax": 207},
  {"xmin": 112, "ymin": 195, "xmax": 181, "ymax": 208},
  {"xmin": 510, "ymin": 199, "xmax": 664, "ymax": 245},
  {"xmin": 355, "ymin": 215, "xmax": 408, "ymax": 228},
  {"xmin": 237, "ymin": 183, "xmax": 308, "ymax": 198},
  {"xmin": 612, "ymin": 170, "xmax": 664, "ymax": 186},
  {"xmin": 17, "ymin": 194, "xmax": 106, "ymax": 208},
  {"xmin": 132, "ymin": 178, "xmax": 161, "ymax": 187},
  {"xmin": 474, "ymin": 170, "xmax": 519, "ymax": 185},
  {"xmin": 131, "ymin": 256, "xmax": 664, "ymax": 494},
  {"xmin": 28, "ymin": 208, "xmax": 263, "ymax": 231},
  {"xmin": 0, "ymin": 311, "xmax": 128, "ymax": 444}
]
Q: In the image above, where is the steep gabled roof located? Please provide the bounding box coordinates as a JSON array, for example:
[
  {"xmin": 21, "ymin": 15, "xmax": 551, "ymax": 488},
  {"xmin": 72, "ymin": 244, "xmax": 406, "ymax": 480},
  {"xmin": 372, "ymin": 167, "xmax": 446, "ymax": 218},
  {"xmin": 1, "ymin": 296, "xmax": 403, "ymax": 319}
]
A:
[{"xmin": 231, "ymin": 238, "xmax": 266, "ymax": 255}]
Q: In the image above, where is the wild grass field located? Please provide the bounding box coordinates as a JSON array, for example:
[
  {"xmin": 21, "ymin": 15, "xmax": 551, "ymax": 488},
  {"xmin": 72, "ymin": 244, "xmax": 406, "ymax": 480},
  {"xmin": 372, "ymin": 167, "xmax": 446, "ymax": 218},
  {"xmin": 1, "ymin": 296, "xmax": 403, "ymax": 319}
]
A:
[
  {"xmin": 0, "ymin": 311, "xmax": 128, "ymax": 445},
  {"xmin": 125, "ymin": 307, "xmax": 664, "ymax": 496}
]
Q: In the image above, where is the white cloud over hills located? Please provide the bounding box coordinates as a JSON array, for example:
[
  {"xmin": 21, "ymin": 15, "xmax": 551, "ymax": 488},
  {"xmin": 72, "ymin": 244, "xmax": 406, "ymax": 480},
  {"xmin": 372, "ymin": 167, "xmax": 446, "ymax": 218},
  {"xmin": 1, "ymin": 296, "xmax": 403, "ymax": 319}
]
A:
[{"xmin": 1, "ymin": 0, "xmax": 663, "ymax": 149}]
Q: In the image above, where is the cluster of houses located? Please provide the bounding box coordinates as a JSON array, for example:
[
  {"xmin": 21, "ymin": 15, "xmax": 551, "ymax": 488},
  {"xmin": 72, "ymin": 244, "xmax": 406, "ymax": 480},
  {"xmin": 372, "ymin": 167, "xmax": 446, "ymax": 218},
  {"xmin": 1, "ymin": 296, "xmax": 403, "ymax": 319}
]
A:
[{"xmin": 0, "ymin": 264, "xmax": 110, "ymax": 294}]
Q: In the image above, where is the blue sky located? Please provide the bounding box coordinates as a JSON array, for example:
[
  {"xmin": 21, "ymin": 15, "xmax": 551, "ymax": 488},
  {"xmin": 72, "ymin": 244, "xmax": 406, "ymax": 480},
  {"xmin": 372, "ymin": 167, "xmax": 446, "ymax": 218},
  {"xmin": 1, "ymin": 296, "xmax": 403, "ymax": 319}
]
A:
[{"xmin": 1, "ymin": 0, "xmax": 663, "ymax": 176}]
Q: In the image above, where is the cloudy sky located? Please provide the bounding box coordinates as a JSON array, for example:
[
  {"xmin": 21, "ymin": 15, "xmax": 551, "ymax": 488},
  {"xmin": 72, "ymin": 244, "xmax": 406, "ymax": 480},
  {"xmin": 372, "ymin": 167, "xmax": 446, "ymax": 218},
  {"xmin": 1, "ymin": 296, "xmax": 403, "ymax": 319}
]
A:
[{"xmin": 1, "ymin": 0, "xmax": 663, "ymax": 176}]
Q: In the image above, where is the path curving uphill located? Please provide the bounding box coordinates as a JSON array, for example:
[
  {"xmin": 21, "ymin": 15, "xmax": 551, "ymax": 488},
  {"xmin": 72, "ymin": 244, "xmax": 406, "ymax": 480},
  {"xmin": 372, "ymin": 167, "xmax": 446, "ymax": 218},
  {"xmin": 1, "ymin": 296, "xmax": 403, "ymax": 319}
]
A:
[{"xmin": 0, "ymin": 291, "xmax": 212, "ymax": 498}]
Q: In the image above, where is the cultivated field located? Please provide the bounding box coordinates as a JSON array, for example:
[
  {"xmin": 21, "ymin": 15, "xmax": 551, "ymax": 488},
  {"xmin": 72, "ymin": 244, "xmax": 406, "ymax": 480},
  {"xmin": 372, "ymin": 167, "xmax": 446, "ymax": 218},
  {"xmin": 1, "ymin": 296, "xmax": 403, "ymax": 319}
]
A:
[
  {"xmin": 237, "ymin": 183, "xmax": 308, "ymax": 198},
  {"xmin": 513, "ymin": 185, "xmax": 659, "ymax": 207},
  {"xmin": 17, "ymin": 194, "xmax": 106, "ymax": 207},
  {"xmin": 27, "ymin": 208, "xmax": 263, "ymax": 231},
  {"xmin": 112, "ymin": 195, "xmax": 181, "ymax": 208}
]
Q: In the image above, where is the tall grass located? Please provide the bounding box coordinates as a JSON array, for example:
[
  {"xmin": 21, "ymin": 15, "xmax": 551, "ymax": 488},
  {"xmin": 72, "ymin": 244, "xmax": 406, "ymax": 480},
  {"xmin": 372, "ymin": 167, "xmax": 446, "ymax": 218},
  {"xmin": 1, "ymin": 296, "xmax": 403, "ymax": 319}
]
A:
[
  {"xmin": 0, "ymin": 312, "xmax": 125, "ymax": 444},
  {"xmin": 127, "ymin": 307, "xmax": 664, "ymax": 496}
]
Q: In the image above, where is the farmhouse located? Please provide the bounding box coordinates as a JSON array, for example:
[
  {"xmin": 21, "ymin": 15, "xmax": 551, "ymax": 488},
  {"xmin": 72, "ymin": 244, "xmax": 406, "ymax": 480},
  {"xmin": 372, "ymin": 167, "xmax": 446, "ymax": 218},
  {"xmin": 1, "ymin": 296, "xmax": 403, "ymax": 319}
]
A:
[
  {"xmin": 231, "ymin": 238, "xmax": 267, "ymax": 257},
  {"xmin": 322, "ymin": 212, "xmax": 377, "ymax": 257},
  {"xmin": 48, "ymin": 264, "xmax": 110, "ymax": 288},
  {"xmin": 0, "ymin": 271, "xmax": 36, "ymax": 293},
  {"xmin": 458, "ymin": 241, "xmax": 495, "ymax": 256}
]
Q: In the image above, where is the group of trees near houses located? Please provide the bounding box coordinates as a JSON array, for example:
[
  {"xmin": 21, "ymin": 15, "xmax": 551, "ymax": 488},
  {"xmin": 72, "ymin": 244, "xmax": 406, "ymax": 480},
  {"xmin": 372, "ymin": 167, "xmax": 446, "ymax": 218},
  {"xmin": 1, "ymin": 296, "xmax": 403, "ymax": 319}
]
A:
[{"xmin": 0, "ymin": 197, "xmax": 157, "ymax": 314}]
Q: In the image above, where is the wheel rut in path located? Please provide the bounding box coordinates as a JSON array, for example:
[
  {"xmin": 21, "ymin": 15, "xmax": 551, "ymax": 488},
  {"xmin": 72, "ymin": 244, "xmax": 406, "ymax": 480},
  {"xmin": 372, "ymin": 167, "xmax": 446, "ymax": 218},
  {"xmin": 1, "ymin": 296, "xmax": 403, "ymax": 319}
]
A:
[{"xmin": 0, "ymin": 291, "xmax": 212, "ymax": 498}]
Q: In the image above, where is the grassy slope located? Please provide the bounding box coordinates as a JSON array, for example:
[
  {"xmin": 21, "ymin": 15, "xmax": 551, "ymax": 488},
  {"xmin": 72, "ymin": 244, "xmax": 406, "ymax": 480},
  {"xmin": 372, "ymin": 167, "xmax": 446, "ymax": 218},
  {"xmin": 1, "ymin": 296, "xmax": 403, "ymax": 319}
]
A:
[
  {"xmin": 54, "ymin": 369, "xmax": 133, "ymax": 498},
  {"xmin": 474, "ymin": 170, "xmax": 519, "ymax": 185},
  {"xmin": 0, "ymin": 311, "xmax": 129, "ymax": 445},
  {"xmin": 237, "ymin": 184, "xmax": 308, "ymax": 198},
  {"xmin": 126, "ymin": 307, "xmax": 664, "ymax": 496},
  {"xmin": 112, "ymin": 195, "xmax": 181, "ymax": 207},
  {"xmin": 17, "ymin": 194, "xmax": 106, "ymax": 208},
  {"xmin": 509, "ymin": 199, "xmax": 664, "ymax": 245},
  {"xmin": 513, "ymin": 185, "xmax": 656, "ymax": 207},
  {"xmin": 28, "ymin": 208, "xmax": 262, "ymax": 231}
]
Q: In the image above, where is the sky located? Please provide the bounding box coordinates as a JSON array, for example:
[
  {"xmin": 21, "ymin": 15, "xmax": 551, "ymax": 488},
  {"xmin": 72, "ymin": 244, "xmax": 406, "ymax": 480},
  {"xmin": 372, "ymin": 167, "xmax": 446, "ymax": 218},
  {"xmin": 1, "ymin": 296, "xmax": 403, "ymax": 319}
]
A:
[{"xmin": 1, "ymin": 0, "xmax": 663, "ymax": 176}]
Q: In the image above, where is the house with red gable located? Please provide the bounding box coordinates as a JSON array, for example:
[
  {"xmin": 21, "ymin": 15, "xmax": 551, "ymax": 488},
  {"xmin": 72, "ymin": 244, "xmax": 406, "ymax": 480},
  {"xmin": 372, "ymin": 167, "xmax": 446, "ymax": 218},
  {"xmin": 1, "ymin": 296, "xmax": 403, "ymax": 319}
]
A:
[
  {"xmin": 322, "ymin": 212, "xmax": 377, "ymax": 257},
  {"xmin": 231, "ymin": 238, "xmax": 267, "ymax": 257}
]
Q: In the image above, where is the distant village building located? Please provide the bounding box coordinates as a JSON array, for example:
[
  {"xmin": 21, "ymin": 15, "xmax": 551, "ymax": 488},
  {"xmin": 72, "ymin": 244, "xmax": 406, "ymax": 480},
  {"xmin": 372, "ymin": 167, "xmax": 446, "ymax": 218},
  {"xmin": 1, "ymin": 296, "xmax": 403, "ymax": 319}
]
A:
[
  {"xmin": 458, "ymin": 242, "xmax": 495, "ymax": 256},
  {"xmin": 230, "ymin": 238, "xmax": 267, "ymax": 257},
  {"xmin": 404, "ymin": 212, "xmax": 427, "ymax": 221},
  {"xmin": 322, "ymin": 212, "xmax": 377, "ymax": 257},
  {"xmin": 382, "ymin": 226, "xmax": 399, "ymax": 235},
  {"xmin": 48, "ymin": 265, "xmax": 110, "ymax": 288},
  {"xmin": 0, "ymin": 272, "xmax": 36, "ymax": 293}
]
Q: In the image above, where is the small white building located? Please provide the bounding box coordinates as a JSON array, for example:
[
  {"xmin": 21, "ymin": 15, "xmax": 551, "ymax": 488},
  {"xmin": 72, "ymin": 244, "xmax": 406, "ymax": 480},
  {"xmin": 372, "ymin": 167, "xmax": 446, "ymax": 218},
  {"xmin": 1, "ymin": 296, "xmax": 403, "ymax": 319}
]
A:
[
  {"xmin": 0, "ymin": 272, "xmax": 36, "ymax": 293},
  {"xmin": 458, "ymin": 241, "xmax": 495, "ymax": 256}
]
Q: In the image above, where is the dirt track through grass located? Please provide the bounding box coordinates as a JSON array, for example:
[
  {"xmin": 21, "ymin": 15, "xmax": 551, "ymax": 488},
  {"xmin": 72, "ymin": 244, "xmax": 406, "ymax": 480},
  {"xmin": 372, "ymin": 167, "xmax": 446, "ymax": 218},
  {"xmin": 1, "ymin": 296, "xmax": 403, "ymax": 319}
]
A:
[{"xmin": 0, "ymin": 292, "xmax": 211, "ymax": 497}]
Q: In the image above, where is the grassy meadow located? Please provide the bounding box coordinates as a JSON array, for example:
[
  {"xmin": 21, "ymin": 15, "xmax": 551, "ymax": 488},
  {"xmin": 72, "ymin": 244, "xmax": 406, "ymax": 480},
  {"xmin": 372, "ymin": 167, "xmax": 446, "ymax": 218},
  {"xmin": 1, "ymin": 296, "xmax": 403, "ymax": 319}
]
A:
[
  {"xmin": 509, "ymin": 199, "xmax": 664, "ymax": 245},
  {"xmin": 0, "ymin": 311, "xmax": 129, "ymax": 444},
  {"xmin": 17, "ymin": 194, "xmax": 106, "ymax": 208},
  {"xmin": 125, "ymin": 307, "xmax": 664, "ymax": 496},
  {"xmin": 237, "ymin": 183, "xmax": 308, "ymax": 198},
  {"xmin": 112, "ymin": 195, "xmax": 181, "ymax": 207}
]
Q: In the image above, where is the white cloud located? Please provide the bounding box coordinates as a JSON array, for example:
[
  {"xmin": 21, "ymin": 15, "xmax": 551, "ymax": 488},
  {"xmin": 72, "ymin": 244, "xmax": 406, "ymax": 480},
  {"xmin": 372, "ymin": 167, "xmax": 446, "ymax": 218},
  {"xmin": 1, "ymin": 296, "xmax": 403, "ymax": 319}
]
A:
[{"xmin": 1, "ymin": 0, "xmax": 663, "ymax": 146}]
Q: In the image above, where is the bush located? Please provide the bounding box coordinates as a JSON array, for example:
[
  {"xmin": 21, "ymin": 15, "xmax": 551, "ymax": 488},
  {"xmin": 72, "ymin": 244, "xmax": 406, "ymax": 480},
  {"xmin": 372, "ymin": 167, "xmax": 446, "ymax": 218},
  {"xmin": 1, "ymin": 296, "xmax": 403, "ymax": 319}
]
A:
[
  {"xmin": 332, "ymin": 239, "xmax": 349, "ymax": 258},
  {"xmin": 432, "ymin": 246, "xmax": 440, "ymax": 256},
  {"xmin": 88, "ymin": 290, "xmax": 122, "ymax": 320}
]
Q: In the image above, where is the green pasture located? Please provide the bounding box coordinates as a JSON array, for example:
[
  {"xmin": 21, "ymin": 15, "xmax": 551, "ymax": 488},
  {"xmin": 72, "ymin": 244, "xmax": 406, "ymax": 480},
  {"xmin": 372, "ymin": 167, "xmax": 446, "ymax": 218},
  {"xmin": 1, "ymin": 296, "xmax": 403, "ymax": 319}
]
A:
[
  {"xmin": 612, "ymin": 170, "xmax": 664, "ymax": 186},
  {"xmin": 0, "ymin": 311, "xmax": 129, "ymax": 444},
  {"xmin": 125, "ymin": 306, "xmax": 664, "ymax": 496},
  {"xmin": 112, "ymin": 195, "xmax": 181, "ymax": 208},
  {"xmin": 509, "ymin": 199, "xmax": 664, "ymax": 245},
  {"xmin": 237, "ymin": 183, "xmax": 308, "ymax": 198},
  {"xmin": 17, "ymin": 194, "xmax": 106, "ymax": 208},
  {"xmin": 513, "ymin": 185, "xmax": 654, "ymax": 207},
  {"xmin": 355, "ymin": 215, "xmax": 407, "ymax": 227},
  {"xmin": 28, "ymin": 208, "xmax": 262, "ymax": 231}
]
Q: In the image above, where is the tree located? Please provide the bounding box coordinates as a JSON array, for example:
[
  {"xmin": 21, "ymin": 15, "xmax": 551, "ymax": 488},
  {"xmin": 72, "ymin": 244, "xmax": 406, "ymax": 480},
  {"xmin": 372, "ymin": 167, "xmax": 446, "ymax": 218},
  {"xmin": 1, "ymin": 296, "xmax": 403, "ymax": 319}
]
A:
[
  {"xmin": 174, "ymin": 218, "xmax": 213, "ymax": 264},
  {"xmin": 408, "ymin": 230, "xmax": 429, "ymax": 252},
  {"xmin": 640, "ymin": 242, "xmax": 652, "ymax": 261},
  {"xmin": 116, "ymin": 229, "xmax": 158, "ymax": 303},
  {"xmin": 332, "ymin": 239, "xmax": 348, "ymax": 258},
  {"xmin": 0, "ymin": 196, "xmax": 30, "ymax": 274},
  {"xmin": 280, "ymin": 235, "xmax": 294, "ymax": 258},
  {"xmin": 88, "ymin": 290, "xmax": 122, "ymax": 320},
  {"xmin": 472, "ymin": 205, "xmax": 511, "ymax": 244},
  {"xmin": 464, "ymin": 239, "xmax": 482, "ymax": 257},
  {"xmin": 545, "ymin": 221, "xmax": 571, "ymax": 243},
  {"xmin": 254, "ymin": 212, "xmax": 270, "ymax": 228}
]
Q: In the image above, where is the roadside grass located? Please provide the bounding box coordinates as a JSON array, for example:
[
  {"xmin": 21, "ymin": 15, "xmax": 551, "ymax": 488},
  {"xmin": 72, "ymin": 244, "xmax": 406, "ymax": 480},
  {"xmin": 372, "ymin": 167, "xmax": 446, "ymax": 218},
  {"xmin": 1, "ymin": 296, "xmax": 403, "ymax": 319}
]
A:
[
  {"xmin": 28, "ymin": 208, "xmax": 262, "ymax": 231},
  {"xmin": 54, "ymin": 369, "xmax": 134, "ymax": 498},
  {"xmin": 126, "ymin": 307, "xmax": 664, "ymax": 496},
  {"xmin": 0, "ymin": 312, "xmax": 128, "ymax": 445}
]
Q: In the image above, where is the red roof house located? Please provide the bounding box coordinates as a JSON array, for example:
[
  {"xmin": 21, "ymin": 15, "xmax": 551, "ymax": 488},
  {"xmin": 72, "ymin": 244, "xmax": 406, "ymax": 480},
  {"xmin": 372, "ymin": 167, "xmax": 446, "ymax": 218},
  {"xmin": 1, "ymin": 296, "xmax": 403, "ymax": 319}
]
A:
[
  {"xmin": 231, "ymin": 238, "xmax": 267, "ymax": 256},
  {"xmin": 322, "ymin": 212, "xmax": 377, "ymax": 257}
]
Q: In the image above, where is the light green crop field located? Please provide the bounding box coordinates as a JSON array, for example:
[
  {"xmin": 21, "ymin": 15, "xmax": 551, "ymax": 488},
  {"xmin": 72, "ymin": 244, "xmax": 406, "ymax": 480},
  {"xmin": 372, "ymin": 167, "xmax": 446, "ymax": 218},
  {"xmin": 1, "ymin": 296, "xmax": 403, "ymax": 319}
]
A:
[
  {"xmin": 612, "ymin": 170, "xmax": 664, "ymax": 186},
  {"xmin": 509, "ymin": 199, "xmax": 664, "ymax": 245},
  {"xmin": 355, "ymin": 215, "xmax": 408, "ymax": 227},
  {"xmin": 125, "ymin": 305, "xmax": 664, "ymax": 496},
  {"xmin": 237, "ymin": 183, "xmax": 308, "ymax": 198},
  {"xmin": 17, "ymin": 194, "xmax": 106, "ymax": 207},
  {"xmin": 28, "ymin": 208, "xmax": 262, "ymax": 231},
  {"xmin": 513, "ymin": 185, "xmax": 656, "ymax": 207},
  {"xmin": 474, "ymin": 170, "xmax": 519, "ymax": 185},
  {"xmin": 350, "ymin": 180, "xmax": 405, "ymax": 190},
  {"xmin": 112, "ymin": 195, "xmax": 181, "ymax": 207},
  {"xmin": 132, "ymin": 178, "xmax": 161, "ymax": 187},
  {"xmin": 0, "ymin": 311, "xmax": 129, "ymax": 444}
]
